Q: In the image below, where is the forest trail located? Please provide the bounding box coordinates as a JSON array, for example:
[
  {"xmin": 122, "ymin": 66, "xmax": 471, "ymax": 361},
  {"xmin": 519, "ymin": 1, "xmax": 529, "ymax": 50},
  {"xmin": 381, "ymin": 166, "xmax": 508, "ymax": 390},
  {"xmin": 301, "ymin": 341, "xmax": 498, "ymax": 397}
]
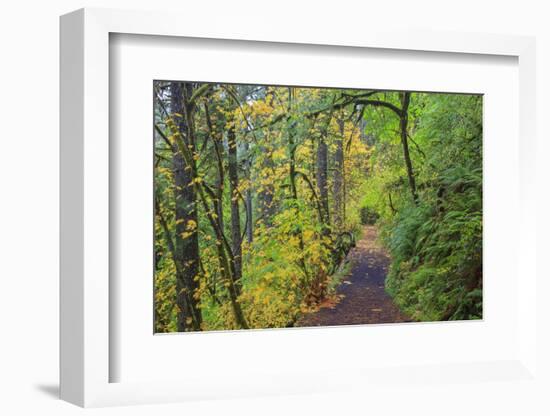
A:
[{"xmin": 296, "ymin": 225, "xmax": 411, "ymax": 327}]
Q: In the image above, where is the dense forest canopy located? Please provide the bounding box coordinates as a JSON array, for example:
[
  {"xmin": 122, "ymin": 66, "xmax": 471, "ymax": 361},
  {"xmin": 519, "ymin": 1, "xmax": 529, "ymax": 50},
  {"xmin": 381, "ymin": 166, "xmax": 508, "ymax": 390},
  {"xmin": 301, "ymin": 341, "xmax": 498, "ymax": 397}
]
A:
[{"xmin": 154, "ymin": 82, "xmax": 482, "ymax": 332}]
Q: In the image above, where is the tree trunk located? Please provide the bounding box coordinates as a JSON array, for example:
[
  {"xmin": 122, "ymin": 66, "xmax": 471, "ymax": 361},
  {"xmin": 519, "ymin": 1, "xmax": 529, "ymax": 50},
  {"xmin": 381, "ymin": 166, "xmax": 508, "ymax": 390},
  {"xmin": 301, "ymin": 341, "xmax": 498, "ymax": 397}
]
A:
[
  {"xmin": 257, "ymin": 140, "xmax": 276, "ymax": 226},
  {"xmin": 170, "ymin": 81, "xmax": 202, "ymax": 331},
  {"xmin": 316, "ymin": 133, "xmax": 330, "ymax": 226},
  {"xmin": 245, "ymin": 190, "xmax": 253, "ymax": 242},
  {"xmin": 333, "ymin": 116, "xmax": 345, "ymax": 231},
  {"xmin": 399, "ymin": 92, "xmax": 418, "ymax": 203},
  {"xmin": 204, "ymin": 101, "xmax": 226, "ymax": 234},
  {"xmin": 257, "ymin": 91, "xmax": 278, "ymax": 226},
  {"xmin": 227, "ymin": 125, "xmax": 243, "ymax": 282},
  {"xmin": 243, "ymin": 141, "xmax": 253, "ymax": 243}
]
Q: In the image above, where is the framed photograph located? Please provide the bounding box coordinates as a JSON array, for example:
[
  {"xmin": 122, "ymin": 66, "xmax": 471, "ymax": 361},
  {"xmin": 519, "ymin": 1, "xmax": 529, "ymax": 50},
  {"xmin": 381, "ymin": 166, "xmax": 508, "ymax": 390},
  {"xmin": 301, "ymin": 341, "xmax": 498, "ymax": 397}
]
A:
[
  {"xmin": 151, "ymin": 80, "xmax": 482, "ymax": 332},
  {"xmin": 60, "ymin": 8, "xmax": 538, "ymax": 408}
]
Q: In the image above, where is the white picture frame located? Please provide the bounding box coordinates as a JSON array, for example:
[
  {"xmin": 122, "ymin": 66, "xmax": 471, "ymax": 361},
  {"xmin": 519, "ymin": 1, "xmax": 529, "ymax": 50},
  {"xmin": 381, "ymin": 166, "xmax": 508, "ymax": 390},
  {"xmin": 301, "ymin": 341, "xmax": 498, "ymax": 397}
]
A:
[{"xmin": 60, "ymin": 7, "xmax": 538, "ymax": 408}]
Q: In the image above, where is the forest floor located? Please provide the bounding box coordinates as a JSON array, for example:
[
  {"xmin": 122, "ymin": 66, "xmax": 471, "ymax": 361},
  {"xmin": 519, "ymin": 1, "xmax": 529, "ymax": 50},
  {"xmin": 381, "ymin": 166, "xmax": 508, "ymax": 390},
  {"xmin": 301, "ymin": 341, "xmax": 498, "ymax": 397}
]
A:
[{"xmin": 295, "ymin": 225, "xmax": 411, "ymax": 327}]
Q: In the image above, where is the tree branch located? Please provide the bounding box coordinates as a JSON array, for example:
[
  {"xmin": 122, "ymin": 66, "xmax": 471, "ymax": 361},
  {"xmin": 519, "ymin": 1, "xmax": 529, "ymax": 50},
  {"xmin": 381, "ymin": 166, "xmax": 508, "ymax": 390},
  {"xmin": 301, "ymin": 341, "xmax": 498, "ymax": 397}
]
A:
[{"xmin": 154, "ymin": 124, "xmax": 174, "ymax": 152}]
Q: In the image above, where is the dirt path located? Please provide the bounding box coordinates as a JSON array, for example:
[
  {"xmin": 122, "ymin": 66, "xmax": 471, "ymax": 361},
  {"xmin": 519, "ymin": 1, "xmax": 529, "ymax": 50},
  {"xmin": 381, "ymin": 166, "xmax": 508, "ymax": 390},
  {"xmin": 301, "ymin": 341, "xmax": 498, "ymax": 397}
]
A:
[{"xmin": 296, "ymin": 225, "xmax": 410, "ymax": 327}]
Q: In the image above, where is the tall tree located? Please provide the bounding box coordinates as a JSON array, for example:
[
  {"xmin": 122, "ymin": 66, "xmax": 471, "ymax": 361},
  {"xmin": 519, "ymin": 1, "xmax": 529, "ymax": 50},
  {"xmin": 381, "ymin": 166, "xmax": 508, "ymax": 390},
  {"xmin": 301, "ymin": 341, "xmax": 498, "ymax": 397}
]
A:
[
  {"xmin": 333, "ymin": 114, "xmax": 345, "ymax": 231},
  {"xmin": 170, "ymin": 81, "xmax": 202, "ymax": 331},
  {"xmin": 316, "ymin": 121, "xmax": 330, "ymax": 227},
  {"xmin": 204, "ymin": 100, "xmax": 225, "ymax": 234},
  {"xmin": 227, "ymin": 122, "xmax": 243, "ymax": 284},
  {"xmin": 257, "ymin": 89, "xmax": 277, "ymax": 226},
  {"xmin": 243, "ymin": 140, "xmax": 254, "ymax": 243},
  {"xmin": 399, "ymin": 92, "xmax": 418, "ymax": 203}
]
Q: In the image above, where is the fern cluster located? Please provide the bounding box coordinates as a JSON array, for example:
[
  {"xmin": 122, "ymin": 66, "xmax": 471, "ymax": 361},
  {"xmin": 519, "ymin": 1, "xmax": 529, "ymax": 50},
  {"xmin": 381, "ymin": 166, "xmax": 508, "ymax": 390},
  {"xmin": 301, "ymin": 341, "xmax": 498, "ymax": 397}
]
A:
[{"xmin": 377, "ymin": 94, "xmax": 483, "ymax": 321}]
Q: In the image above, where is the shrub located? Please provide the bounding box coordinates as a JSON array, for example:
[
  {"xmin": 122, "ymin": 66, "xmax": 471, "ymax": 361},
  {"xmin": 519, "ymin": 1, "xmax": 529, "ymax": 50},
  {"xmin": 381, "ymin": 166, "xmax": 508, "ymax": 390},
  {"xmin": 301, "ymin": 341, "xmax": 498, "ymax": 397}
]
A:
[{"xmin": 360, "ymin": 206, "xmax": 380, "ymax": 225}]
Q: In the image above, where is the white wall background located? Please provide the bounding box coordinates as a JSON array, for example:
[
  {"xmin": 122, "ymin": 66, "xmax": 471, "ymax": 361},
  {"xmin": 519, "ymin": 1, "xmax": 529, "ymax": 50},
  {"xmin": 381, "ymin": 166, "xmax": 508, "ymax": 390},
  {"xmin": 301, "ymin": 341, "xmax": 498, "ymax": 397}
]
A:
[{"xmin": 0, "ymin": 0, "xmax": 548, "ymax": 414}]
